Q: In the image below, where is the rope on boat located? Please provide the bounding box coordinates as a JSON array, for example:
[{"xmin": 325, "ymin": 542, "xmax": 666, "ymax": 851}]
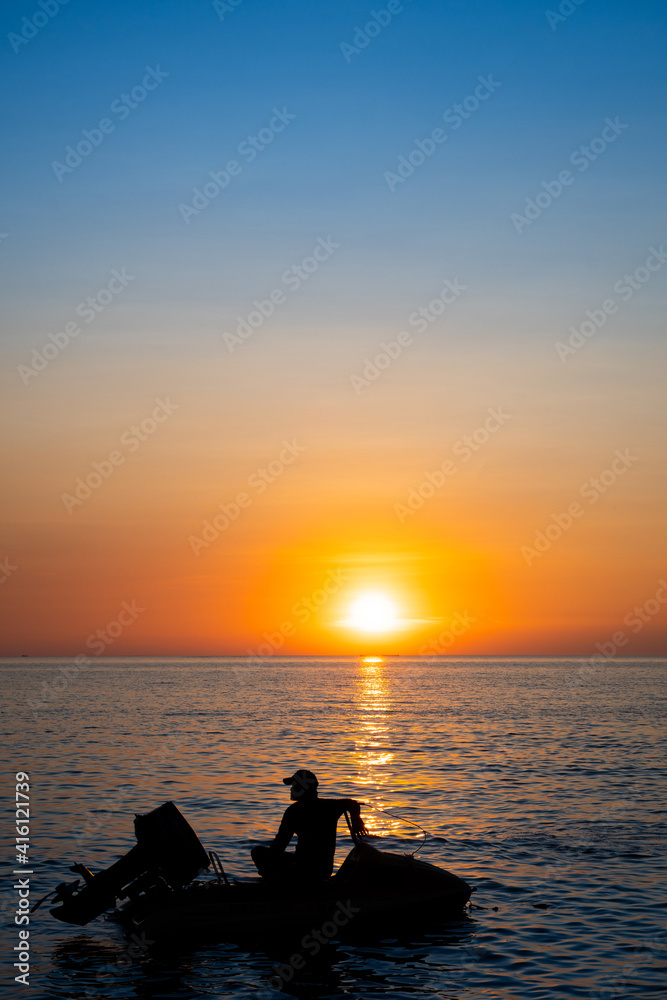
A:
[
  {"xmin": 374, "ymin": 807, "xmax": 431, "ymax": 857},
  {"xmin": 346, "ymin": 806, "xmax": 437, "ymax": 858}
]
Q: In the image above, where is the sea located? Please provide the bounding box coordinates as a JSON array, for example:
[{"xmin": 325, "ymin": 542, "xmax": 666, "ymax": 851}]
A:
[{"xmin": 1, "ymin": 656, "xmax": 665, "ymax": 1000}]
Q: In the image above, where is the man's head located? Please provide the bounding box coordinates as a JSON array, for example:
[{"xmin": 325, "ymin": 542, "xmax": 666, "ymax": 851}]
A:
[{"xmin": 283, "ymin": 769, "xmax": 319, "ymax": 801}]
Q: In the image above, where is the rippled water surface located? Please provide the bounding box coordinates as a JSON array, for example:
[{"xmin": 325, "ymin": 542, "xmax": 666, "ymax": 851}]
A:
[{"xmin": 1, "ymin": 656, "xmax": 666, "ymax": 999}]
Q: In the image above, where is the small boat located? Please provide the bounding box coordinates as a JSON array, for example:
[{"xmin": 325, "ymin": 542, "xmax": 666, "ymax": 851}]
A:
[{"xmin": 37, "ymin": 802, "xmax": 472, "ymax": 942}]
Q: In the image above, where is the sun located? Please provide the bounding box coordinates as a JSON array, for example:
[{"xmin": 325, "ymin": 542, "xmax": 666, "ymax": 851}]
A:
[{"xmin": 343, "ymin": 592, "xmax": 401, "ymax": 634}]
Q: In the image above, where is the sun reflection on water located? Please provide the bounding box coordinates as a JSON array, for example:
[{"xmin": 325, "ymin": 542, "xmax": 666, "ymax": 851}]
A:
[{"xmin": 351, "ymin": 656, "xmax": 403, "ymax": 837}]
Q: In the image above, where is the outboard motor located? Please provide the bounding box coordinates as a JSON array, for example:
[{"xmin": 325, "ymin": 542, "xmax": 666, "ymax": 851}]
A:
[{"xmin": 41, "ymin": 802, "xmax": 209, "ymax": 925}]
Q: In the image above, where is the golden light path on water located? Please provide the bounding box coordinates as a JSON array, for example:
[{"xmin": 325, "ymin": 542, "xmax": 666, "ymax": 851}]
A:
[{"xmin": 351, "ymin": 656, "xmax": 405, "ymax": 838}]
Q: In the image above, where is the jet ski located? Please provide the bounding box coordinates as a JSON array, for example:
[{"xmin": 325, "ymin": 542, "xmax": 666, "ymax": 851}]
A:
[{"xmin": 37, "ymin": 802, "xmax": 473, "ymax": 942}]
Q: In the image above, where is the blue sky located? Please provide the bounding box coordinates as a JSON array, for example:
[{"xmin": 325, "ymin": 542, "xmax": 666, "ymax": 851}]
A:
[{"xmin": 2, "ymin": 0, "xmax": 666, "ymax": 337}]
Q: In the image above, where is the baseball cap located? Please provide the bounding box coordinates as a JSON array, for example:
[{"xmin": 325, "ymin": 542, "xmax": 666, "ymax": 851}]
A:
[{"xmin": 282, "ymin": 769, "xmax": 318, "ymax": 790}]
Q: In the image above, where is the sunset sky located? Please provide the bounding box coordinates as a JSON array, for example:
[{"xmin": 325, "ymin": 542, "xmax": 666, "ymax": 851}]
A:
[{"xmin": 1, "ymin": 0, "xmax": 665, "ymax": 655}]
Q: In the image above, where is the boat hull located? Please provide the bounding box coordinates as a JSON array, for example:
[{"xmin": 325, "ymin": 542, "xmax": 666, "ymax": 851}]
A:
[{"xmin": 118, "ymin": 844, "xmax": 472, "ymax": 942}]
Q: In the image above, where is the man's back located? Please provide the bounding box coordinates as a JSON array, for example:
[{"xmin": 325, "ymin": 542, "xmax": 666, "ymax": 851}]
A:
[{"xmin": 273, "ymin": 797, "xmax": 357, "ymax": 878}]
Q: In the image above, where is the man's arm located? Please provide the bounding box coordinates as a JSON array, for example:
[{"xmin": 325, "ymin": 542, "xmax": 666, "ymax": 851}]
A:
[
  {"xmin": 270, "ymin": 806, "xmax": 296, "ymax": 852},
  {"xmin": 340, "ymin": 798, "xmax": 370, "ymax": 838}
]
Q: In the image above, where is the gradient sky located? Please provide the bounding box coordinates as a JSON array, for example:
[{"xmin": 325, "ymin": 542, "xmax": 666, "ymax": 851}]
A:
[{"xmin": 1, "ymin": 0, "xmax": 666, "ymax": 655}]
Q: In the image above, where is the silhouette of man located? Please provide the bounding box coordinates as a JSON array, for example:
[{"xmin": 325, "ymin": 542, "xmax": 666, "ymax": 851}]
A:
[{"xmin": 251, "ymin": 769, "xmax": 369, "ymax": 882}]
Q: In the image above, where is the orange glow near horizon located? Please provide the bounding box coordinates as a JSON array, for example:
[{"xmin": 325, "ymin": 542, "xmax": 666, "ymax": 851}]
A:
[
  {"xmin": 1, "ymin": 371, "xmax": 665, "ymax": 656},
  {"xmin": 2, "ymin": 513, "xmax": 665, "ymax": 654}
]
